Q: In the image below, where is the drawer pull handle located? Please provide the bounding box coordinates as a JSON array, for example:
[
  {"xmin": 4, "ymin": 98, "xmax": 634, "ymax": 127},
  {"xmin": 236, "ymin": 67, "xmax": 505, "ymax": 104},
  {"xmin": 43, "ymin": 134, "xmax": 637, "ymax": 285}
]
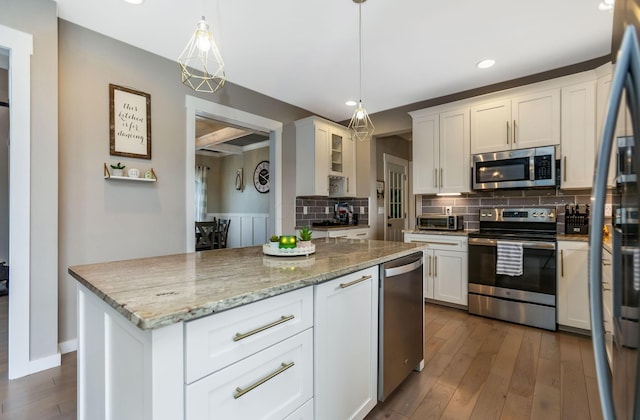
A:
[
  {"xmin": 233, "ymin": 361, "xmax": 295, "ymax": 399},
  {"xmin": 340, "ymin": 275, "xmax": 372, "ymax": 289},
  {"xmin": 603, "ymin": 286, "xmax": 612, "ymax": 292},
  {"xmin": 233, "ymin": 315, "xmax": 295, "ymax": 342}
]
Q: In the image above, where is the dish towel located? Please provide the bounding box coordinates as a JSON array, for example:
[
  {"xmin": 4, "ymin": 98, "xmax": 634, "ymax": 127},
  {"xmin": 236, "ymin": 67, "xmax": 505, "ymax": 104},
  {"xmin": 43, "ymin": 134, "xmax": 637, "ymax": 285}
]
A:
[
  {"xmin": 496, "ymin": 241, "xmax": 523, "ymax": 276},
  {"xmin": 634, "ymin": 248, "xmax": 640, "ymax": 292}
]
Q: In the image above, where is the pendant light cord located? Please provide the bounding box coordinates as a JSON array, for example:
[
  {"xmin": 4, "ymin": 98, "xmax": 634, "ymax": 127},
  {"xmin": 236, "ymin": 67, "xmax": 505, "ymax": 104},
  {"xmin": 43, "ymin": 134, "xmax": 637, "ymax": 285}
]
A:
[{"xmin": 358, "ymin": 2, "xmax": 362, "ymax": 103}]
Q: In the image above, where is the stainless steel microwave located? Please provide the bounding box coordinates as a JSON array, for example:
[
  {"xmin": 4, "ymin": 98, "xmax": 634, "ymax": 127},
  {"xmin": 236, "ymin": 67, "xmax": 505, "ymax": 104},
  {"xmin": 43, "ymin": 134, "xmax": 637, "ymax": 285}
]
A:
[
  {"xmin": 417, "ymin": 214, "xmax": 463, "ymax": 231},
  {"xmin": 472, "ymin": 146, "xmax": 556, "ymax": 190}
]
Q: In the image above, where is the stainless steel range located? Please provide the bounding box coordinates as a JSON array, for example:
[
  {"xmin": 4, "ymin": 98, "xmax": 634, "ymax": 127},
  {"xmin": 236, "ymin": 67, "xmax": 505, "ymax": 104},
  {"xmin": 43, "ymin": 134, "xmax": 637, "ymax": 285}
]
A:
[{"xmin": 467, "ymin": 207, "xmax": 557, "ymax": 330}]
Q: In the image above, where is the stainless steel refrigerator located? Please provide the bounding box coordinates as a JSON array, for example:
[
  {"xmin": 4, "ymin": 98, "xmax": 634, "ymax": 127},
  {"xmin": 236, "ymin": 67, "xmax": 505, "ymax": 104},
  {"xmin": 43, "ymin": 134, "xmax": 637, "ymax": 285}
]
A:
[{"xmin": 591, "ymin": 25, "xmax": 640, "ymax": 420}]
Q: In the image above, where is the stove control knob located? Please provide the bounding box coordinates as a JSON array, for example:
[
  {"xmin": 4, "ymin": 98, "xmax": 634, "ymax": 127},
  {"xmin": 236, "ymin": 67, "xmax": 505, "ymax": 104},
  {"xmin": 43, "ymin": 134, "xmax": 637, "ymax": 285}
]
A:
[
  {"xmin": 532, "ymin": 212, "xmax": 538, "ymax": 217},
  {"xmin": 549, "ymin": 211, "xmax": 554, "ymax": 218}
]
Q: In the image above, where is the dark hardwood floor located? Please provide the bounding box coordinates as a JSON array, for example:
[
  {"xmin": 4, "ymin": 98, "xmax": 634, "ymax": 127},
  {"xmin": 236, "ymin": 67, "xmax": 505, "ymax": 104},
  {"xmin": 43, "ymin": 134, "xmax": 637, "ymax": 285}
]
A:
[
  {"xmin": 366, "ymin": 303, "xmax": 603, "ymax": 420},
  {"xmin": 0, "ymin": 295, "xmax": 76, "ymax": 419},
  {"xmin": 0, "ymin": 298, "xmax": 604, "ymax": 419}
]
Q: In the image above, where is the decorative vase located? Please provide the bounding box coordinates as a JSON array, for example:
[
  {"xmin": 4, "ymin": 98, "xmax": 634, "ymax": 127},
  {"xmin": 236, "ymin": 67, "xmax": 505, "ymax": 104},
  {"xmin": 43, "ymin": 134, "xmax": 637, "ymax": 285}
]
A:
[
  {"xmin": 269, "ymin": 241, "xmax": 279, "ymax": 249},
  {"xmin": 298, "ymin": 240, "xmax": 312, "ymax": 249},
  {"xmin": 279, "ymin": 235, "xmax": 297, "ymax": 249},
  {"xmin": 112, "ymin": 168, "xmax": 124, "ymax": 176}
]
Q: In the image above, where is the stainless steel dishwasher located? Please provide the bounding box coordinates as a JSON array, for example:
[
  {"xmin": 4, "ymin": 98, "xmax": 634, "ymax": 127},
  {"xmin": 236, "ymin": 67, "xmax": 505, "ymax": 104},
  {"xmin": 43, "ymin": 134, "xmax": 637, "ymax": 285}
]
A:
[{"xmin": 378, "ymin": 251, "xmax": 424, "ymax": 401}]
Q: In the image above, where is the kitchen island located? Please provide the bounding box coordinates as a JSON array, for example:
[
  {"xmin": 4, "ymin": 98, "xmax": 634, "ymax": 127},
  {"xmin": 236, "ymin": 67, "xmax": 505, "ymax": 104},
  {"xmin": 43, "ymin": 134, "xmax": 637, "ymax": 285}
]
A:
[{"xmin": 69, "ymin": 239, "xmax": 425, "ymax": 420}]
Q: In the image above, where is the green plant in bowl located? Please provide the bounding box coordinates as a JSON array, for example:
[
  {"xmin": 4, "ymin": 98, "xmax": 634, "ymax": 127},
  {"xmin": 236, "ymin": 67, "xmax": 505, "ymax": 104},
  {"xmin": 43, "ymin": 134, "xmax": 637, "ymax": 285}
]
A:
[{"xmin": 298, "ymin": 227, "xmax": 312, "ymax": 247}]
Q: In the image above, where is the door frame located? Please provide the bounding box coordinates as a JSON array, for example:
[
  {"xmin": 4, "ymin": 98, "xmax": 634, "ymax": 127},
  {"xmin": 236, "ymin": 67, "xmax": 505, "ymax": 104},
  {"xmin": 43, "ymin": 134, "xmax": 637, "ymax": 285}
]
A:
[
  {"xmin": 383, "ymin": 153, "xmax": 409, "ymax": 241},
  {"xmin": 1, "ymin": 24, "xmax": 38, "ymax": 379},
  {"xmin": 185, "ymin": 96, "xmax": 283, "ymax": 251}
]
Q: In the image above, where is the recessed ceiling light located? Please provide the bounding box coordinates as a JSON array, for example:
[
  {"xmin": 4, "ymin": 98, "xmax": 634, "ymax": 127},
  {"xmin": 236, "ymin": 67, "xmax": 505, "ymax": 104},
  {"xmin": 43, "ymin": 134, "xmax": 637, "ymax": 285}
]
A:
[
  {"xmin": 345, "ymin": 100, "xmax": 357, "ymax": 106},
  {"xmin": 477, "ymin": 59, "xmax": 496, "ymax": 69},
  {"xmin": 598, "ymin": 0, "xmax": 614, "ymax": 11},
  {"xmin": 123, "ymin": 0, "xmax": 144, "ymax": 4}
]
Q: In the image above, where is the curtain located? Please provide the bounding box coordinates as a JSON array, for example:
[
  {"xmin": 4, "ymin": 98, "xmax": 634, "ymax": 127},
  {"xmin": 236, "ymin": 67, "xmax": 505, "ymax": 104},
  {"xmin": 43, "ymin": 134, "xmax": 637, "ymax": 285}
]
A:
[{"xmin": 195, "ymin": 166, "xmax": 208, "ymax": 222}]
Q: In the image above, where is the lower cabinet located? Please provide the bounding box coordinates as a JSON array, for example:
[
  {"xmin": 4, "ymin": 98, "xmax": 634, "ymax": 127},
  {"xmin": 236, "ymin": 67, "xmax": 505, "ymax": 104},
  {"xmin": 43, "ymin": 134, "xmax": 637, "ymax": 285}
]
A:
[
  {"xmin": 185, "ymin": 329, "xmax": 313, "ymax": 420},
  {"xmin": 307, "ymin": 227, "xmax": 371, "ymax": 239},
  {"xmin": 557, "ymin": 240, "xmax": 591, "ymax": 330},
  {"xmin": 314, "ymin": 266, "xmax": 379, "ymax": 420},
  {"xmin": 602, "ymin": 245, "xmax": 613, "ymax": 367},
  {"xmin": 404, "ymin": 233, "xmax": 468, "ymax": 306}
]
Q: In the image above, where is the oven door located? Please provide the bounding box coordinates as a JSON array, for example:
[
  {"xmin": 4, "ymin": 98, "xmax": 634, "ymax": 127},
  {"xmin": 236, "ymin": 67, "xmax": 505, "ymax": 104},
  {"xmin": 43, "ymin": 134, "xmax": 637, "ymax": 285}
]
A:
[{"xmin": 468, "ymin": 237, "xmax": 556, "ymax": 296}]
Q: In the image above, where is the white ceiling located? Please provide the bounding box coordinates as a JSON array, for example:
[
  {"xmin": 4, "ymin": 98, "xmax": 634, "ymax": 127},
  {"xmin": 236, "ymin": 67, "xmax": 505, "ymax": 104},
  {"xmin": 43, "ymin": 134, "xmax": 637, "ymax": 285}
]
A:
[{"xmin": 55, "ymin": 0, "xmax": 614, "ymax": 122}]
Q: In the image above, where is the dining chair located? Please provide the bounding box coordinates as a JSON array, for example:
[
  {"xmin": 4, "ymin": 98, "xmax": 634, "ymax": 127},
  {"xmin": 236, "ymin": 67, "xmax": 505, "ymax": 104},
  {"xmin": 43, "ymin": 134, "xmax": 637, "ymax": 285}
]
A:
[{"xmin": 216, "ymin": 219, "xmax": 231, "ymax": 249}]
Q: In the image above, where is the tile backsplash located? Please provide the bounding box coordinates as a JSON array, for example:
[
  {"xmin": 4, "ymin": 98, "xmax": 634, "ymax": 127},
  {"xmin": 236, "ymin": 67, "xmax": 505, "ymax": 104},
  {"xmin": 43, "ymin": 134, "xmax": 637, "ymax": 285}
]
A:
[
  {"xmin": 296, "ymin": 197, "xmax": 369, "ymax": 227},
  {"xmin": 420, "ymin": 187, "xmax": 613, "ymax": 233}
]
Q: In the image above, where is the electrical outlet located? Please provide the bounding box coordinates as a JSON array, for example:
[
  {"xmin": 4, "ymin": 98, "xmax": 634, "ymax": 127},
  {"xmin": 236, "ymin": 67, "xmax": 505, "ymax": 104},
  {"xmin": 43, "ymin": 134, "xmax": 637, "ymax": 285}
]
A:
[
  {"xmin": 445, "ymin": 206, "xmax": 453, "ymax": 215},
  {"xmin": 303, "ymin": 206, "xmax": 308, "ymax": 215},
  {"xmin": 604, "ymin": 204, "xmax": 613, "ymax": 217}
]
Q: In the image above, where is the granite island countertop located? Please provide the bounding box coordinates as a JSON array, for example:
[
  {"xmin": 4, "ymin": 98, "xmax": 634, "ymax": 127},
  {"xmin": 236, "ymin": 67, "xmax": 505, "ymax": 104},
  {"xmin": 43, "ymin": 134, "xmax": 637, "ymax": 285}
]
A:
[{"xmin": 69, "ymin": 239, "xmax": 425, "ymax": 331}]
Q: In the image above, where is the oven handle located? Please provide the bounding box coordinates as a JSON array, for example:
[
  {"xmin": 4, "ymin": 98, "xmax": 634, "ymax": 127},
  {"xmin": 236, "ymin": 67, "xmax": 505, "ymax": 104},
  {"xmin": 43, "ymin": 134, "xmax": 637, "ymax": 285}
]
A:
[{"xmin": 468, "ymin": 237, "xmax": 556, "ymax": 250}]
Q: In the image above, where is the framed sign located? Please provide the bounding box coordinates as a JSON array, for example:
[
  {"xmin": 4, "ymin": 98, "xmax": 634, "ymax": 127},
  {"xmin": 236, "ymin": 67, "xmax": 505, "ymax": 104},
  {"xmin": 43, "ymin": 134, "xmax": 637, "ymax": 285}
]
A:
[{"xmin": 109, "ymin": 84, "xmax": 151, "ymax": 159}]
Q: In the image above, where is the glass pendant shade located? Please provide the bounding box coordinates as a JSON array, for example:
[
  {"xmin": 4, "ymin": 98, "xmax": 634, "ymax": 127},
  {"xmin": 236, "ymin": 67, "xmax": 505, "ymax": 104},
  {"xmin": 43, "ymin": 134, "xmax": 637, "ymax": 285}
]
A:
[
  {"xmin": 178, "ymin": 17, "xmax": 225, "ymax": 93},
  {"xmin": 348, "ymin": 101, "xmax": 375, "ymax": 142}
]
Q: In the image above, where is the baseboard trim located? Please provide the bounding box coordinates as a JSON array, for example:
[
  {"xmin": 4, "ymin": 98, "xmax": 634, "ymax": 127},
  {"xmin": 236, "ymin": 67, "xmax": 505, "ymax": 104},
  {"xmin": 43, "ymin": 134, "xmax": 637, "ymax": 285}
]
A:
[
  {"xmin": 27, "ymin": 352, "xmax": 61, "ymax": 375},
  {"xmin": 59, "ymin": 339, "xmax": 77, "ymax": 354}
]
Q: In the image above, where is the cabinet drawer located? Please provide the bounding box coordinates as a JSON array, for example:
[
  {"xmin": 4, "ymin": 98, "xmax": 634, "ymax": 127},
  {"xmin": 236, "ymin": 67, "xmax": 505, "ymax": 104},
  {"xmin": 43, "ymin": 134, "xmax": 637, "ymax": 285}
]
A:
[
  {"xmin": 328, "ymin": 228, "xmax": 370, "ymax": 239},
  {"xmin": 404, "ymin": 233, "xmax": 467, "ymax": 251},
  {"xmin": 186, "ymin": 329, "xmax": 313, "ymax": 420},
  {"xmin": 185, "ymin": 287, "xmax": 313, "ymax": 384},
  {"xmin": 283, "ymin": 398, "xmax": 313, "ymax": 420}
]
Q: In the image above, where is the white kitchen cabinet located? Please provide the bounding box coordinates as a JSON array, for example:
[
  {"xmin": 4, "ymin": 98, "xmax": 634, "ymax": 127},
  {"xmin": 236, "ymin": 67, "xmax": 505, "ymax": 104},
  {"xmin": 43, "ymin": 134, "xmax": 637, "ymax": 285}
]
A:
[
  {"xmin": 404, "ymin": 233, "xmax": 468, "ymax": 306},
  {"xmin": 470, "ymin": 88, "xmax": 560, "ymax": 154},
  {"xmin": 596, "ymin": 63, "xmax": 630, "ymax": 187},
  {"xmin": 560, "ymin": 81, "xmax": 596, "ymax": 189},
  {"xmin": 314, "ymin": 266, "xmax": 378, "ymax": 420},
  {"xmin": 316, "ymin": 227, "xmax": 370, "ymax": 239},
  {"xmin": 557, "ymin": 241, "xmax": 591, "ymax": 331},
  {"xmin": 410, "ymin": 107, "xmax": 470, "ymax": 195},
  {"xmin": 185, "ymin": 329, "xmax": 313, "ymax": 420},
  {"xmin": 602, "ymin": 244, "xmax": 613, "ymax": 368},
  {"xmin": 295, "ymin": 116, "xmax": 356, "ymax": 197}
]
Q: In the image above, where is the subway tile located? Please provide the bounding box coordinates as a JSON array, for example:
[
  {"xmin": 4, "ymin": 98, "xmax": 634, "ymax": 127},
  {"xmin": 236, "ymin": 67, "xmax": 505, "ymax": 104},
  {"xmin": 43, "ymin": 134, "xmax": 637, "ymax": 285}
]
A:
[
  {"xmin": 479, "ymin": 198, "xmax": 509, "ymax": 206},
  {"xmin": 492, "ymin": 189, "xmax": 525, "ymax": 198},
  {"xmin": 507, "ymin": 197, "xmax": 541, "ymax": 206},
  {"xmin": 523, "ymin": 188, "xmax": 557, "ymax": 197},
  {"xmin": 431, "ymin": 198, "xmax": 456, "ymax": 206},
  {"xmin": 539, "ymin": 196, "xmax": 575, "ymax": 205},
  {"xmin": 454, "ymin": 197, "xmax": 480, "ymax": 205}
]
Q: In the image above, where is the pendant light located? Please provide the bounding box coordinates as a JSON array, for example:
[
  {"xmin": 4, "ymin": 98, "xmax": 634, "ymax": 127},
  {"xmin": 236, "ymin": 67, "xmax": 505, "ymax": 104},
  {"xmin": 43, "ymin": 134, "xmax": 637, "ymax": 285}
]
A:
[
  {"xmin": 178, "ymin": 11, "xmax": 225, "ymax": 94},
  {"xmin": 348, "ymin": 0, "xmax": 375, "ymax": 142}
]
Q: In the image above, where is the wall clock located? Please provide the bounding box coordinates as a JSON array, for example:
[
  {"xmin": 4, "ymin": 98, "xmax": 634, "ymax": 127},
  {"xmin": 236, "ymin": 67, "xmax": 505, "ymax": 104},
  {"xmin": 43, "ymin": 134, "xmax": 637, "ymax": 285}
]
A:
[{"xmin": 253, "ymin": 160, "xmax": 270, "ymax": 193}]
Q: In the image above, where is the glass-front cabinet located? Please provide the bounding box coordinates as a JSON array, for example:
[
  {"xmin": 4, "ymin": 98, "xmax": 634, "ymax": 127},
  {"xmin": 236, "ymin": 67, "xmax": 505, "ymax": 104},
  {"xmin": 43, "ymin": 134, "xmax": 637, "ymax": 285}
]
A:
[{"xmin": 295, "ymin": 116, "xmax": 357, "ymax": 197}]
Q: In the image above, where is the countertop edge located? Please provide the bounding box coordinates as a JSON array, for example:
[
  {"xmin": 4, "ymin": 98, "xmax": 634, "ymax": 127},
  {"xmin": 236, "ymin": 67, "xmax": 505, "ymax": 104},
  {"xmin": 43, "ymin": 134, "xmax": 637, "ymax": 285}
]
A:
[{"xmin": 70, "ymin": 243, "xmax": 427, "ymax": 331}]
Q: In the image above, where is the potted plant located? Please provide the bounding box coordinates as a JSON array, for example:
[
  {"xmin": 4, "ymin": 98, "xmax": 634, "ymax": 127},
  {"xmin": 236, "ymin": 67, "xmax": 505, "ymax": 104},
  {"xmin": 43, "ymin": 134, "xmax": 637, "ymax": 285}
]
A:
[
  {"xmin": 110, "ymin": 162, "xmax": 125, "ymax": 176},
  {"xmin": 269, "ymin": 235, "xmax": 280, "ymax": 249},
  {"xmin": 298, "ymin": 226, "xmax": 313, "ymax": 248}
]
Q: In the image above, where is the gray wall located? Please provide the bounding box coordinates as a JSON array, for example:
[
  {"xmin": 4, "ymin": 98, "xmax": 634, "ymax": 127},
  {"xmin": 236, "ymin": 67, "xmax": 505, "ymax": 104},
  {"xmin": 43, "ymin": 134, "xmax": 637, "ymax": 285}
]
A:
[
  {"xmin": 196, "ymin": 146, "xmax": 270, "ymax": 215},
  {"xmin": 58, "ymin": 20, "xmax": 311, "ymax": 344},
  {"xmin": 0, "ymin": 0, "xmax": 59, "ymax": 360},
  {"xmin": 0, "ymin": 68, "xmax": 7, "ymax": 265}
]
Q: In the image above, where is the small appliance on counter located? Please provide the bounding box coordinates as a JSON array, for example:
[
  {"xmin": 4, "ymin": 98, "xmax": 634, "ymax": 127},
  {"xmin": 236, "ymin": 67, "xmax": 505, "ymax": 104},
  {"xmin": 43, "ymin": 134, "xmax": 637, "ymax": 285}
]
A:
[
  {"xmin": 564, "ymin": 204, "xmax": 589, "ymax": 235},
  {"xmin": 416, "ymin": 214, "xmax": 463, "ymax": 231},
  {"xmin": 335, "ymin": 202, "xmax": 353, "ymax": 224}
]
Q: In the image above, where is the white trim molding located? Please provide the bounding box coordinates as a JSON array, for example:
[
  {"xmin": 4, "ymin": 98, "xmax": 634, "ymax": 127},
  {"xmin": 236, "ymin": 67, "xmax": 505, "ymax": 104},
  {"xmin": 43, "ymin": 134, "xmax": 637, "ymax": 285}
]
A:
[
  {"xmin": 185, "ymin": 96, "xmax": 283, "ymax": 251},
  {"xmin": 0, "ymin": 24, "xmax": 43, "ymax": 379},
  {"xmin": 59, "ymin": 339, "xmax": 78, "ymax": 354}
]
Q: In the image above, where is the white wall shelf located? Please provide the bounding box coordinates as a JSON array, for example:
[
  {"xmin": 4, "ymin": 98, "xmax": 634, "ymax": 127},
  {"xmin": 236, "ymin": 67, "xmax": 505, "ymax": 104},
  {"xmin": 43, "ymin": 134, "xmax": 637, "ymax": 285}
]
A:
[{"xmin": 104, "ymin": 163, "xmax": 157, "ymax": 182}]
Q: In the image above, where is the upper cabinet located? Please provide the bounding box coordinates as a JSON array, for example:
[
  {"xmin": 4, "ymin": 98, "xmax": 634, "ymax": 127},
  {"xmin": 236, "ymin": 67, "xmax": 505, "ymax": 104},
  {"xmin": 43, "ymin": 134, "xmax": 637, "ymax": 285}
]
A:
[
  {"xmin": 295, "ymin": 116, "xmax": 356, "ymax": 197},
  {"xmin": 560, "ymin": 81, "xmax": 596, "ymax": 189},
  {"xmin": 470, "ymin": 89, "xmax": 560, "ymax": 154},
  {"xmin": 596, "ymin": 63, "xmax": 631, "ymax": 187},
  {"xmin": 410, "ymin": 107, "xmax": 470, "ymax": 195}
]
